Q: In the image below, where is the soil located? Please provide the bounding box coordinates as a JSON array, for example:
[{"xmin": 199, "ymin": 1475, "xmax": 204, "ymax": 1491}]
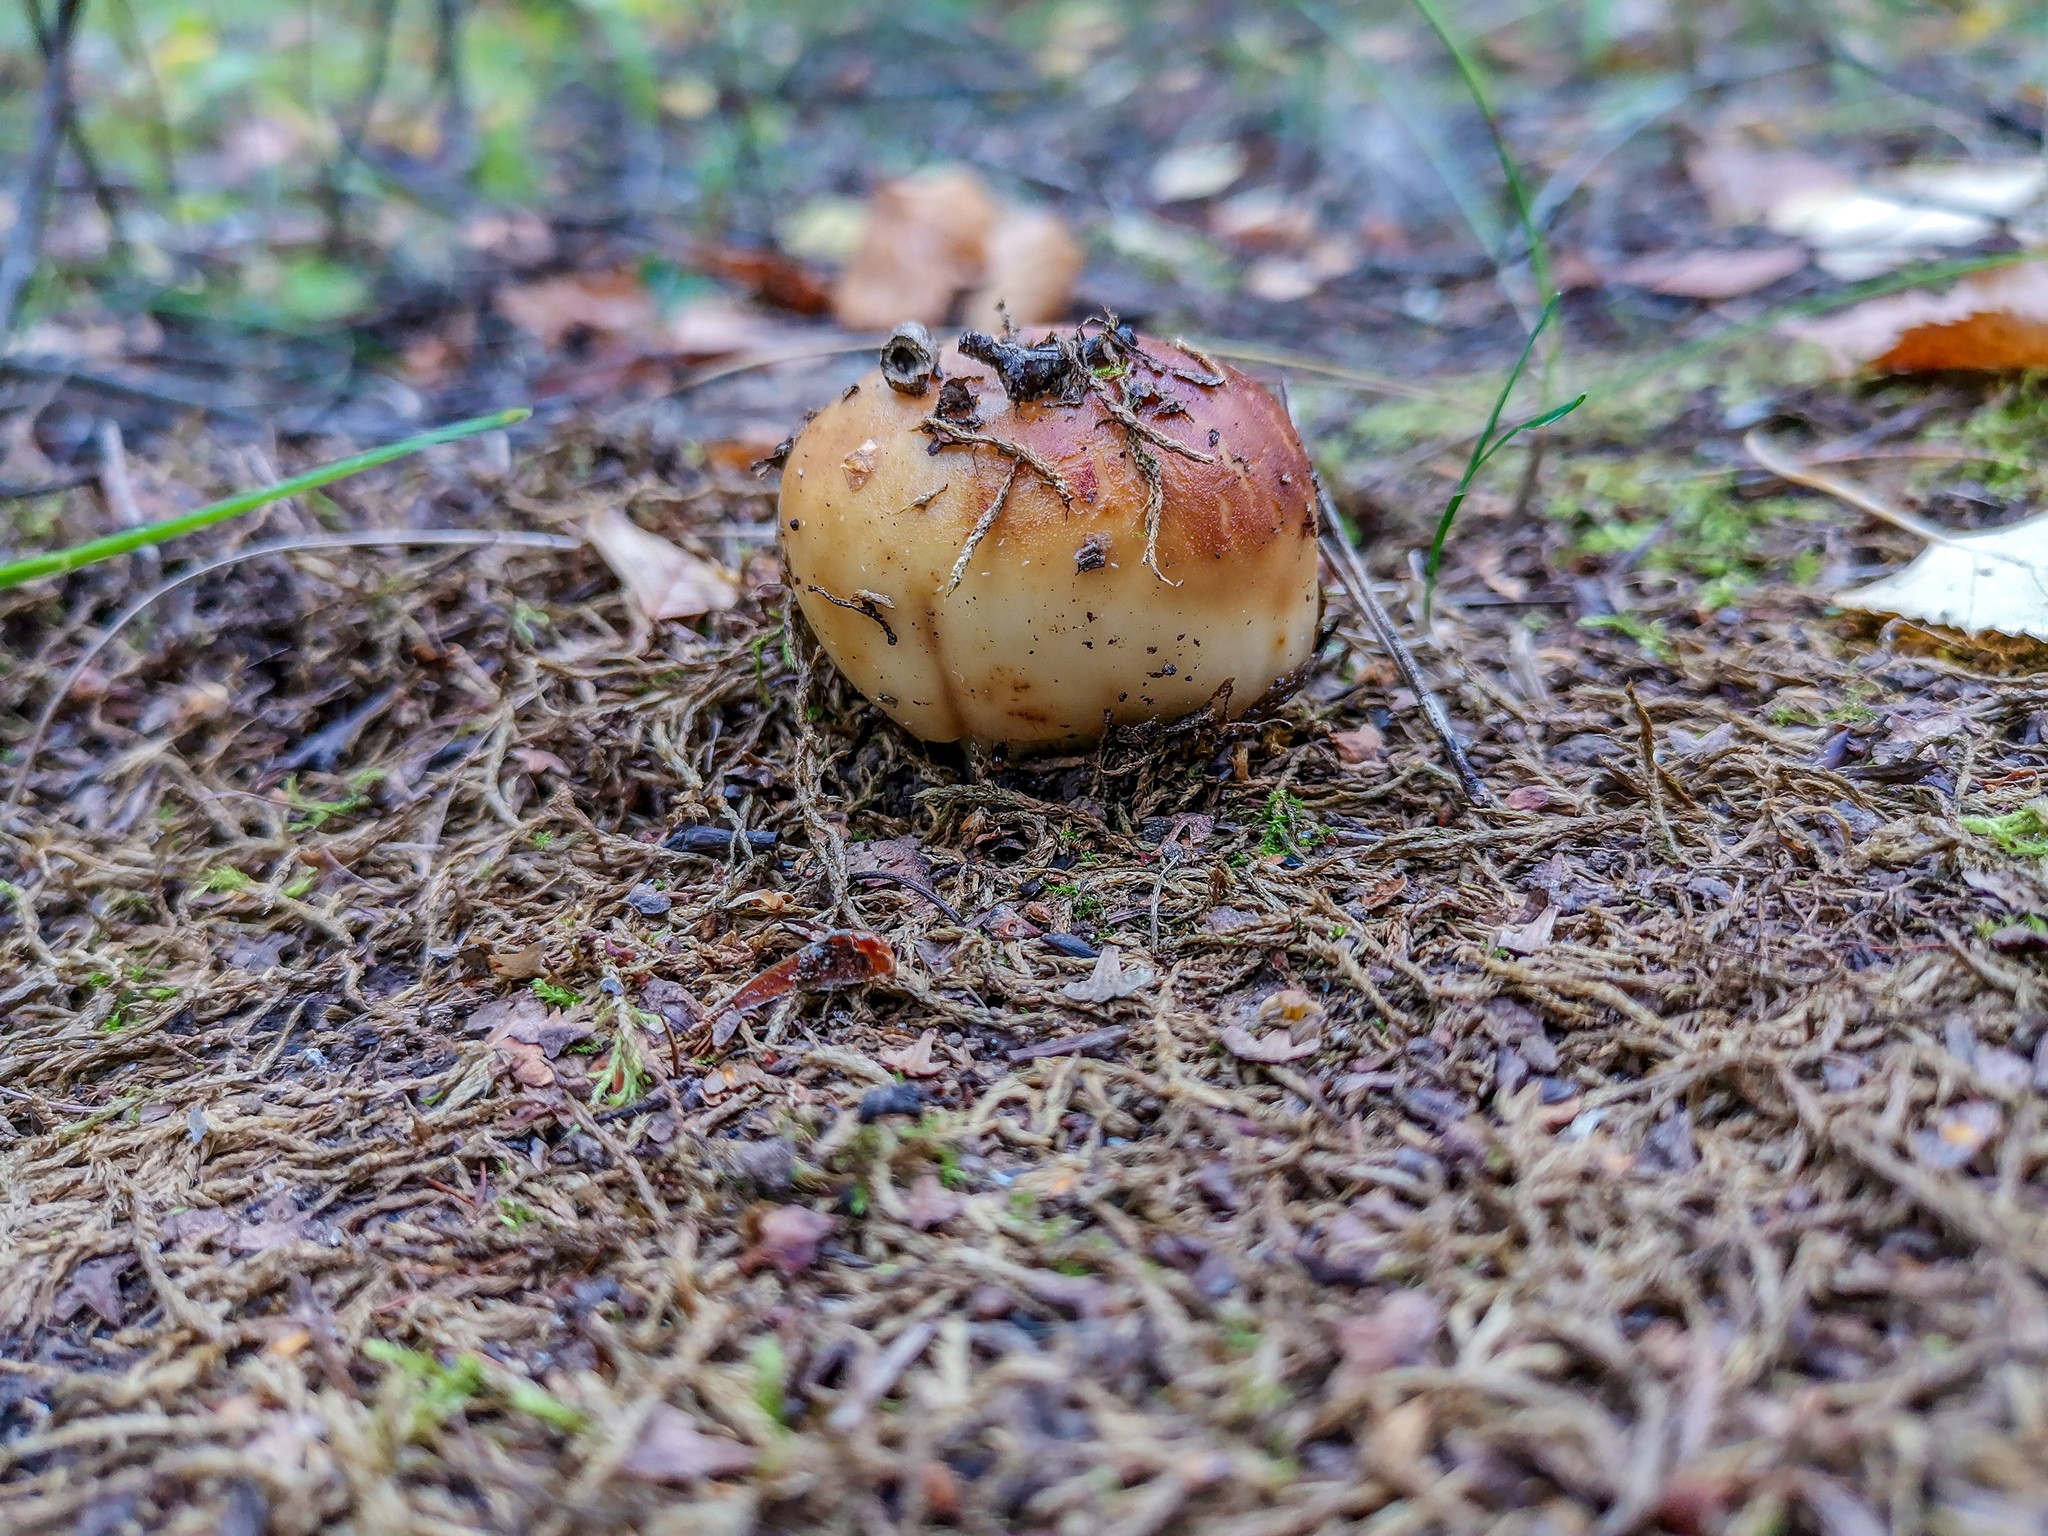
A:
[{"xmin": 5, "ymin": 7, "xmax": 2048, "ymax": 1535}]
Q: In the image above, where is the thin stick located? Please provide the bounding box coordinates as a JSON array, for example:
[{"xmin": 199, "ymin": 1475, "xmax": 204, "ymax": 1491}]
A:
[
  {"xmin": 1316, "ymin": 483, "xmax": 1494, "ymax": 809},
  {"xmin": 0, "ymin": 0, "xmax": 86, "ymax": 342},
  {"xmin": 1744, "ymin": 428, "xmax": 1956, "ymax": 546},
  {"xmin": 6, "ymin": 528, "xmax": 580, "ymax": 810}
]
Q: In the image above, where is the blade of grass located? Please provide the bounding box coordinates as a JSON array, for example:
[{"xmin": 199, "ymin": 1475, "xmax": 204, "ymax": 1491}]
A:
[
  {"xmin": 0, "ymin": 407, "xmax": 531, "ymax": 589},
  {"xmin": 1423, "ymin": 297, "xmax": 1582, "ymax": 618}
]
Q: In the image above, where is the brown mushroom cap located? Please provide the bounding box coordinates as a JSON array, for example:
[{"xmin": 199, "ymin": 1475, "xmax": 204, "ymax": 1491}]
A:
[{"xmin": 780, "ymin": 333, "xmax": 1321, "ymax": 745}]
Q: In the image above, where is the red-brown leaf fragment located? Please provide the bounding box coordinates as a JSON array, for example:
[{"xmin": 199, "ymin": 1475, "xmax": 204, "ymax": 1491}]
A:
[
  {"xmin": 618, "ymin": 1404, "xmax": 758, "ymax": 1484},
  {"xmin": 727, "ymin": 929, "xmax": 896, "ymax": 1012}
]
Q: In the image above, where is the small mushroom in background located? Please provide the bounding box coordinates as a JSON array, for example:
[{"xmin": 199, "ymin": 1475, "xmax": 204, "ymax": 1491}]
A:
[{"xmin": 778, "ymin": 318, "xmax": 1321, "ymax": 746}]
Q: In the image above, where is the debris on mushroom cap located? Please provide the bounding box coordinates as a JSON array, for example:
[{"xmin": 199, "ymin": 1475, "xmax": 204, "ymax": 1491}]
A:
[{"xmin": 777, "ymin": 318, "xmax": 1321, "ymax": 746}]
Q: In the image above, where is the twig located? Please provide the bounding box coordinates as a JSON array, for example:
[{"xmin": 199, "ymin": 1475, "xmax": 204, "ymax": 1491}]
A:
[
  {"xmin": 1314, "ymin": 481, "xmax": 1494, "ymax": 808},
  {"xmin": 943, "ymin": 460, "xmax": 1020, "ymax": 594},
  {"xmin": 0, "ymin": 0, "xmax": 87, "ymax": 343},
  {"xmin": 1744, "ymin": 428, "xmax": 1956, "ymax": 546},
  {"xmin": 6, "ymin": 529, "xmax": 579, "ymax": 810}
]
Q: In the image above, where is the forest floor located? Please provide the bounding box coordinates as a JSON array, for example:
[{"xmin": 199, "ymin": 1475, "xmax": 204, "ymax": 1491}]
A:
[{"xmin": 5, "ymin": 5, "xmax": 2048, "ymax": 1534}]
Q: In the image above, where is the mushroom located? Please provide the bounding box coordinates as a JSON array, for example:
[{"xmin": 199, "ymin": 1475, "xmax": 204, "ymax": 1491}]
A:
[{"xmin": 779, "ymin": 319, "xmax": 1320, "ymax": 745}]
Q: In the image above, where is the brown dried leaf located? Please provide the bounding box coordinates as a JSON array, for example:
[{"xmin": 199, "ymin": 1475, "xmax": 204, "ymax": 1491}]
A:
[
  {"xmin": 727, "ymin": 929, "xmax": 896, "ymax": 1013},
  {"xmin": 962, "ymin": 207, "xmax": 1084, "ymax": 330},
  {"xmin": 1330, "ymin": 726, "xmax": 1383, "ymax": 765},
  {"xmin": 618, "ymin": 1404, "xmax": 758, "ymax": 1484},
  {"xmin": 488, "ymin": 945, "xmax": 547, "ymax": 981},
  {"xmin": 879, "ymin": 1028, "xmax": 945, "ymax": 1078},
  {"xmin": 1783, "ymin": 260, "xmax": 2048, "ymax": 374},
  {"xmin": 584, "ymin": 507, "xmax": 740, "ymax": 622},
  {"xmin": 52, "ymin": 1254, "xmax": 134, "ymax": 1327},
  {"xmin": 832, "ymin": 168, "xmax": 1000, "ymax": 330},
  {"xmin": 497, "ymin": 269, "xmax": 655, "ymax": 349},
  {"xmin": 740, "ymin": 1204, "xmax": 838, "ymax": 1277},
  {"xmin": 1327, "ymin": 1289, "xmax": 1443, "ymax": 1398},
  {"xmin": 1496, "ymin": 904, "xmax": 1558, "ymax": 956},
  {"xmin": 1607, "ymin": 246, "xmax": 1807, "ymax": 299},
  {"xmin": 1219, "ymin": 1024, "xmax": 1320, "ymax": 1064},
  {"xmin": 902, "ymin": 1172, "xmax": 965, "ymax": 1231}
]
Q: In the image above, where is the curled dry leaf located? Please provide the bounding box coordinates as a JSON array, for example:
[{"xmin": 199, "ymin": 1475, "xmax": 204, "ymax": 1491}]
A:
[
  {"xmin": 832, "ymin": 168, "xmax": 1000, "ymax": 330},
  {"xmin": 740, "ymin": 1203, "xmax": 838, "ymax": 1277},
  {"xmin": 583, "ymin": 506, "xmax": 739, "ymax": 622},
  {"xmin": 1748, "ymin": 427, "xmax": 2048, "ymax": 643},
  {"xmin": 727, "ymin": 929, "xmax": 896, "ymax": 1013},
  {"xmin": 832, "ymin": 167, "xmax": 1081, "ymax": 331},
  {"xmin": 1220, "ymin": 1024, "xmax": 1320, "ymax": 1064},
  {"xmin": 619, "ymin": 1404, "xmax": 758, "ymax": 1484},
  {"xmin": 879, "ymin": 1027, "xmax": 945, "ymax": 1078},
  {"xmin": 962, "ymin": 206, "xmax": 1085, "ymax": 330},
  {"xmin": 1606, "ymin": 246, "xmax": 1807, "ymax": 300},
  {"xmin": 1062, "ymin": 945, "xmax": 1155, "ymax": 1004},
  {"xmin": 1782, "ymin": 260, "xmax": 2048, "ymax": 374}
]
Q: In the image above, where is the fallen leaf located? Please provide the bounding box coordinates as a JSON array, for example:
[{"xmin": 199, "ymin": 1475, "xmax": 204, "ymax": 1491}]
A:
[
  {"xmin": 1330, "ymin": 725, "xmax": 1384, "ymax": 765},
  {"xmin": 1607, "ymin": 246, "xmax": 1807, "ymax": 299},
  {"xmin": 1259, "ymin": 989, "xmax": 1325, "ymax": 1028},
  {"xmin": 1150, "ymin": 141, "xmax": 1248, "ymax": 204},
  {"xmin": 1220, "ymin": 1024, "xmax": 1321, "ymax": 1064},
  {"xmin": 902, "ymin": 1172, "xmax": 965, "ymax": 1231},
  {"xmin": 1505, "ymin": 785, "xmax": 1554, "ymax": 811},
  {"xmin": 1062, "ymin": 945, "xmax": 1155, "ymax": 1003},
  {"xmin": 1768, "ymin": 189, "xmax": 1990, "ymax": 279},
  {"xmin": 1685, "ymin": 139, "xmax": 1850, "ymax": 227},
  {"xmin": 740, "ymin": 1204, "xmax": 838, "ymax": 1276},
  {"xmin": 727, "ymin": 929, "xmax": 896, "ymax": 1013},
  {"xmin": 498, "ymin": 269, "xmax": 655, "ymax": 350},
  {"xmin": 619, "ymin": 1404, "xmax": 758, "ymax": 1483},
  {"xmin": 1749, "ymin": 425, "xmax": 2048, "ymax": 641},
  {"xmin": 511, "ymin": 747, "xmax": 570, "ymax": 776},
  {"xmin": 1911, "ymin": 1100, "xmax": 2002, "ymax": 1170},
  {"xmin": 1781, "ymin": 260, "xmax": 2048, "ymax": 373},
  {"xmin": 1209, "ymin": 188, "xmax": 1316, "ymax": 253},
  {"xmin": 584, "ymin": 506, "xmax": 740, "ymax": 622},
  {"xmin": 963, "ymin": 206, "xmax": 1084, "ymax": 329},
  {"xmin": 1496, "ymin": 905, "xmax": 1558, "ymax": 956},
  {"xmin": 833, "ymin": 168, "xmax": 1000, "ymax": 329},
  {"xmin": 879, "ymin": 1028, "xmax": 946, "ymax": 1078},
  {"xmin": 1327, "ymin": 1290, "xmax": 1443, "ymax": 1398},
  {"xmin": 52, "ymin": 1254, "xmax": 134, "ymax": 1327},
  {"xmin": 488, "ymin": 944, "xmax": 548, "ymax": 981},
  {"xmin": 688, "ymin": 241, "xmax": 833, "ymax": 315}
]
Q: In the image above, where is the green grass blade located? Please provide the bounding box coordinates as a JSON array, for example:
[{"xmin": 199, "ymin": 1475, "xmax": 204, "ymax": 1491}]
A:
[
  {"xmin": 0, "ymin": 407, "xmax": 531, "ymax": 590},
  {"xmin": 1424, "ymin": 297, "xmax": 1560, "ymax": 616}
]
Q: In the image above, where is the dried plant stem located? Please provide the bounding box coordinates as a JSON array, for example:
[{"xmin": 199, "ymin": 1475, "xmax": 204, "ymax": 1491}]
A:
[
  {"xmin": 944, "ymin": 462, "xmax": 1020, "ymax": 594},
  {"xmin": 922, "ymin": 421, "xmax": 1074, "ymax": 505},
  {"xmin": 1317, "ymin": 483, "xmax": 1494, "ymax": 808}
]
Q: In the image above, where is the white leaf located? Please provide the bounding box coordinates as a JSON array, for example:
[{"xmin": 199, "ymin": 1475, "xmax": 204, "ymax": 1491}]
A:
[
  {"xmin": 584, "ymin": 507, "xmax": 739, "ymax": 621},
  {"xmin": 1061, "ymin": 945, "xmax": 1155, "ymax": 1003},
  {"xmin": 1837, "ymin": 517, "xmax": 2048, "ymax": 641},
  {"xmin": 1749, "ymin": 429, "xmax": 2048, "ymax": 643}
]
